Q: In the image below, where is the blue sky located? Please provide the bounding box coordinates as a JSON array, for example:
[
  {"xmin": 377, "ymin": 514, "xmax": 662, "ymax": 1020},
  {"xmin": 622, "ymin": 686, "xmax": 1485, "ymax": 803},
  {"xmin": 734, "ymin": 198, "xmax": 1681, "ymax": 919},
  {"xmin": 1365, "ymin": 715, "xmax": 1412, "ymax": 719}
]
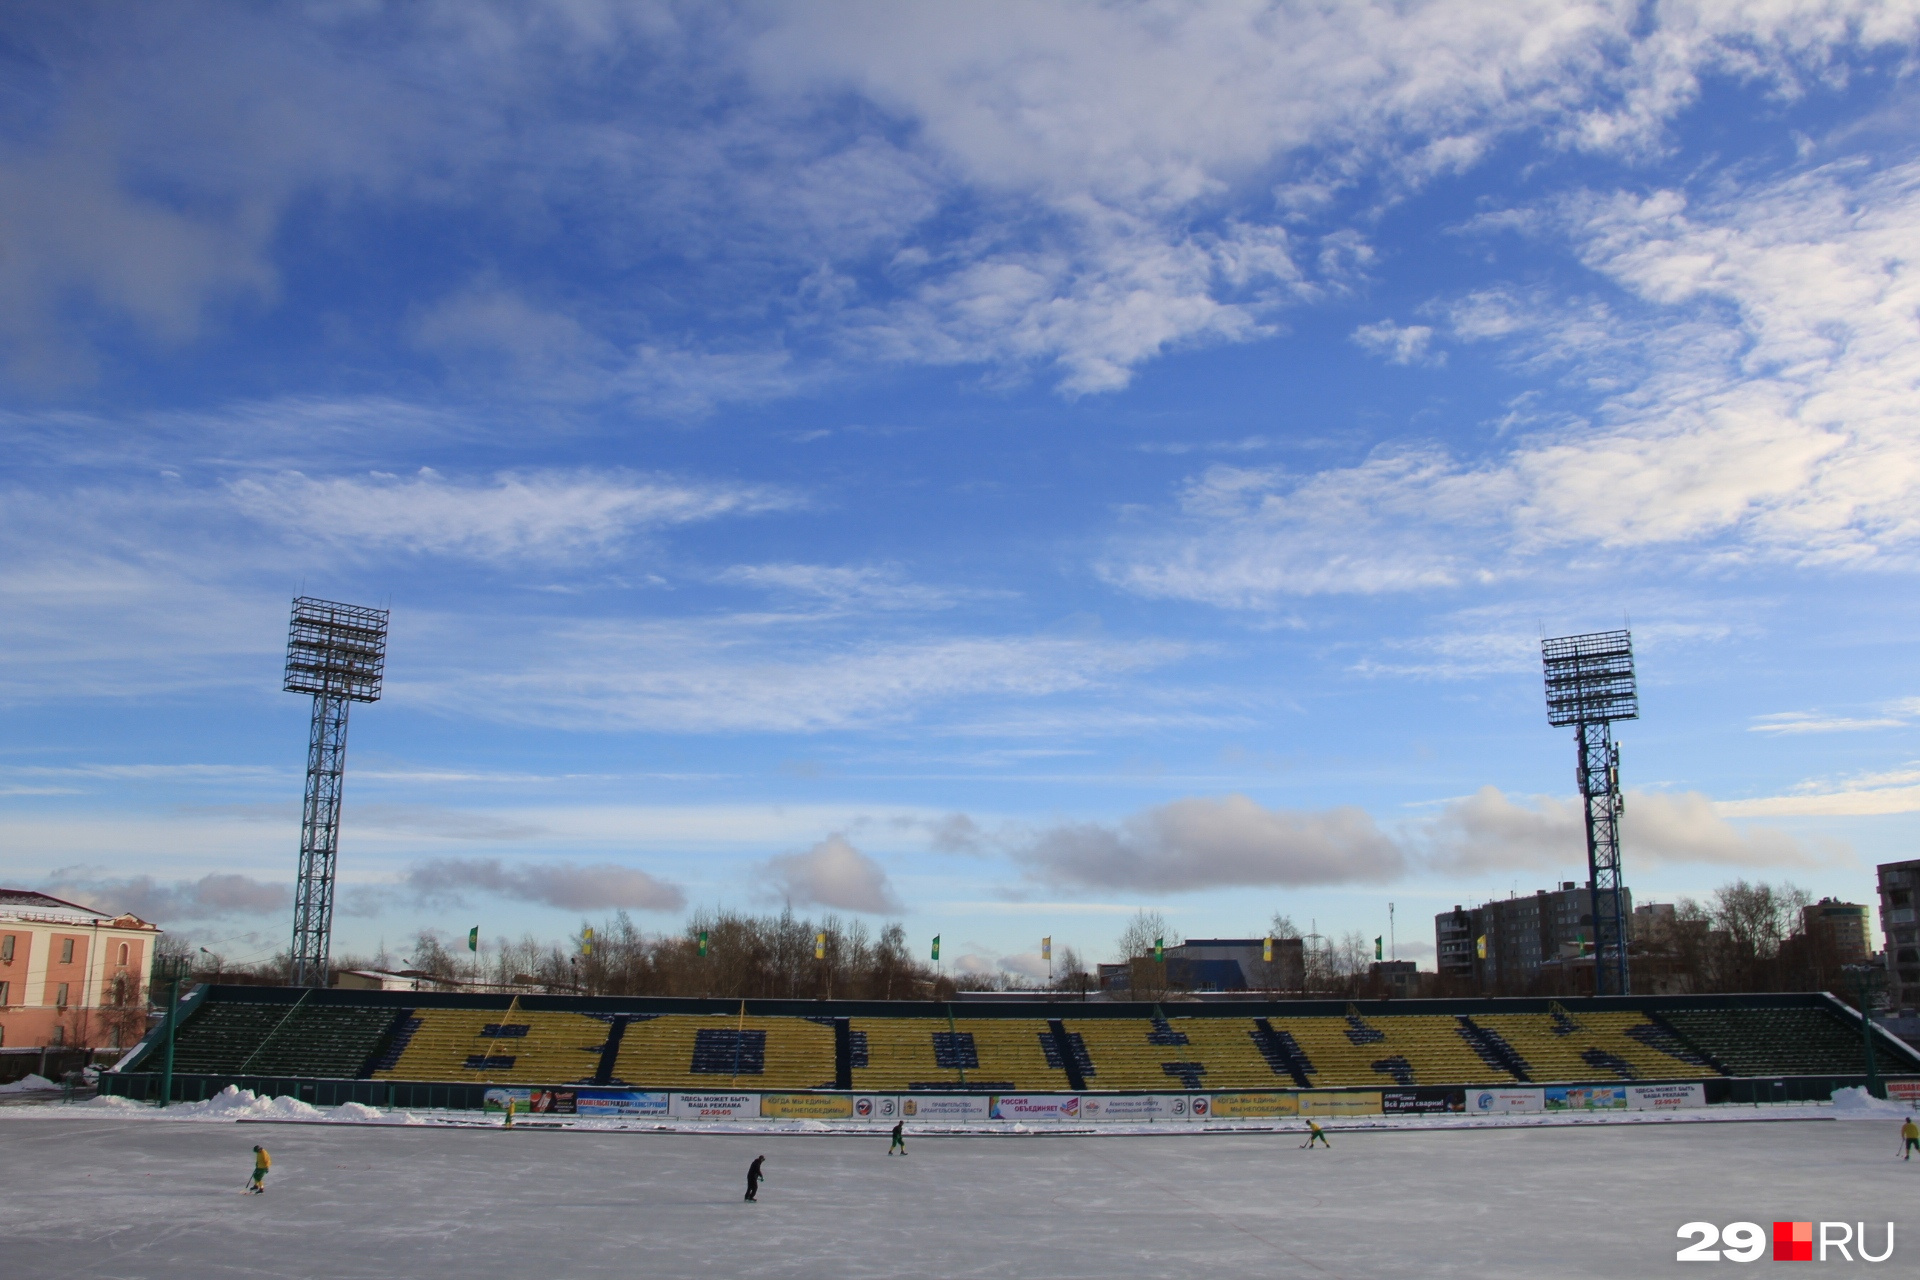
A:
[{"xmin": 6, "ymin": 2, "xmax": 1920, "ymax": 978}]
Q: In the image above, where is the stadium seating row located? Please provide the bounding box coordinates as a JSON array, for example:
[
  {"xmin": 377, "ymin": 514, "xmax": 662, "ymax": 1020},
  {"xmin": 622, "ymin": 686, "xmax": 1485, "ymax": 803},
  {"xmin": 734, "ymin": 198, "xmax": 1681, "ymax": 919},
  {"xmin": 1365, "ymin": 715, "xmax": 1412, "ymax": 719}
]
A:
[{"xmin": 157, "ymin": 998, "xmax": 1916, "ymax": 1089}]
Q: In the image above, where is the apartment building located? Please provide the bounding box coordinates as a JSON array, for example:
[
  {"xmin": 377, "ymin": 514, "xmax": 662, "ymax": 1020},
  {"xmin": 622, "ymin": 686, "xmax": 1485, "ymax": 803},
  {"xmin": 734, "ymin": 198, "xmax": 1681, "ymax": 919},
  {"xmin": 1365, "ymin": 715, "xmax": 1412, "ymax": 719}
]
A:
[{"xmin": 0, "ymin": 890, "xmax": 161, "ymax": 1055}]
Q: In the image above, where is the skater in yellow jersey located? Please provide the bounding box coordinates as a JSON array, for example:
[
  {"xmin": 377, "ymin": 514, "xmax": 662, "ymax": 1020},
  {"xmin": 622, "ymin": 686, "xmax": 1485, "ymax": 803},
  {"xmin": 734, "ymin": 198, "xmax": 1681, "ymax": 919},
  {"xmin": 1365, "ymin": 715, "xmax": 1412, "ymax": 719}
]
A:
[
  {"xmin": 1901, "ymin": 1116, "xmax": 1918, "ymax": 1160},
  {"xmin": 248, "ymin": 1145, "xmax": 270, "ymax": 1193},
  {"xmin": 1300, "ymin": 1120, "xmax": 1330, "ymax": 1149}
]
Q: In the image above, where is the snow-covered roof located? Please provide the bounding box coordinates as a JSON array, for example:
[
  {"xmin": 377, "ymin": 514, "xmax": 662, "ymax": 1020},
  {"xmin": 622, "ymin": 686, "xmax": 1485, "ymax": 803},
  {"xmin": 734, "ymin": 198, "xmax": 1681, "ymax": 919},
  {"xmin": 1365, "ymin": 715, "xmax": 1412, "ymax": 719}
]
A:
[{"xmin": 0, "ymin": 889, "xmax": 157, "ymax": 930}]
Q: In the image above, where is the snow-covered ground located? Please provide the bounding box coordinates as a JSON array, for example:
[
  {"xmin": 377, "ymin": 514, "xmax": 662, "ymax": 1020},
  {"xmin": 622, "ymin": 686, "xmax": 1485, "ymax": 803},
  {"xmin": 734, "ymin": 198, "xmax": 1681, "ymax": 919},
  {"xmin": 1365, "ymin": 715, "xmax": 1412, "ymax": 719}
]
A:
[{"xmin": 4, "ymin": 1102, "xmax": 1917, "ymax": 1278}]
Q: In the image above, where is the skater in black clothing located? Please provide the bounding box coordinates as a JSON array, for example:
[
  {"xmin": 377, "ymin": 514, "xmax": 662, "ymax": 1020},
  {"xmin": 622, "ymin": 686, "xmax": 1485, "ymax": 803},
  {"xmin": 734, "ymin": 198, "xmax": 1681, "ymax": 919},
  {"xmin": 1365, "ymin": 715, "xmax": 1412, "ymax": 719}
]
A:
[
  {"xmin": 745, "ymin": 1154, "xmax": 766, "ymax": 1201},
  {"xmin": 888, "ymin": 1120, "xmax": 906, "ymax": 1155}
]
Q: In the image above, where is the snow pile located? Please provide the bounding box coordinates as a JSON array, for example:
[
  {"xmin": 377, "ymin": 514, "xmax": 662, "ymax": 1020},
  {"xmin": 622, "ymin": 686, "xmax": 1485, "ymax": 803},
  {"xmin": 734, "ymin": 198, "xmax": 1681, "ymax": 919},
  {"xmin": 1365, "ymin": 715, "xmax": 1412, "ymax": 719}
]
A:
[
  {"xmin": 0, "ymin": 1074, "xmax": 58, "ymax": 1093},
  {"xmin": 1829, "ymin": 1087, "xmax": 1917, "ymax": 1120}
]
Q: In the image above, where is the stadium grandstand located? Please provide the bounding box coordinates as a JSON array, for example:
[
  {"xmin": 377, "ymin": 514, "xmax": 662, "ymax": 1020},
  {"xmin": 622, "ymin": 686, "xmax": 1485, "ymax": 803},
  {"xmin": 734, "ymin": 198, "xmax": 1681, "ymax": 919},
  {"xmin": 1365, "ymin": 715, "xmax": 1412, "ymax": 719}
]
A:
[{"xmin": 101, "ymin": 986, "xmax": 1920, "ymax": 1110}]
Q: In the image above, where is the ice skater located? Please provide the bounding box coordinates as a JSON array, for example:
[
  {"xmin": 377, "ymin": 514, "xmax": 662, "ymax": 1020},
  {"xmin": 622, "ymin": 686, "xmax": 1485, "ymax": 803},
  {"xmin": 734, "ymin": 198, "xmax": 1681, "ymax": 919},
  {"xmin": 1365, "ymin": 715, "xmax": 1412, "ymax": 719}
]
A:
[
  {"xmin": 247, "ymin": 1145, "xmax": 270, "ymax": 1193},
  {"xmin": 503, "ymin": 1095, "xmax": 516, "ymax": 1129},
  {"xmin": 745, "ymin": 1154, "xmax": 766, "ymax": 1201},
  {"xmin": 1300, "ymin": 1120, "xmax": 1330, "ymax": 1149},
  {"xmin": 888, "ymin": 1120, "xmax": 906, "ymax": 1155},
  {"xmin": 1901, "ymin": 1116, "xmax": 1918, "ymax": 1160}
]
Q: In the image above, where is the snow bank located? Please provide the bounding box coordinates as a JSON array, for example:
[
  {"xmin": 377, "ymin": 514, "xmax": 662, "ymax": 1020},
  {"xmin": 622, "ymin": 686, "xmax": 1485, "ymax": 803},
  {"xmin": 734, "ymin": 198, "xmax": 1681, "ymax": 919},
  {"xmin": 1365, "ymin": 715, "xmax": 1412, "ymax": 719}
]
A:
[
  {"xmin": 1829, "ymin": 1087, "xmax": 1918, "ymax": 1120},
  {"xmin": 0, "ymin": 1074, "xmax": 57, "ymax": 1093}
]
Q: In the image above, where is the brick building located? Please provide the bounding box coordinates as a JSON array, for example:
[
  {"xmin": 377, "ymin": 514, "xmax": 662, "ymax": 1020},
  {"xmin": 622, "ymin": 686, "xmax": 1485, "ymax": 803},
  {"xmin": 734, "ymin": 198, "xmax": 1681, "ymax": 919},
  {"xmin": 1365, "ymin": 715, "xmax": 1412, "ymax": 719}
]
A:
[
  {"xmin": 0, "ymin": 890, "xmax": 160, "ymax": 1061},
  {"xmin": 1435, "ymin": 881, "xmax": 1632, "ymax": 994}
]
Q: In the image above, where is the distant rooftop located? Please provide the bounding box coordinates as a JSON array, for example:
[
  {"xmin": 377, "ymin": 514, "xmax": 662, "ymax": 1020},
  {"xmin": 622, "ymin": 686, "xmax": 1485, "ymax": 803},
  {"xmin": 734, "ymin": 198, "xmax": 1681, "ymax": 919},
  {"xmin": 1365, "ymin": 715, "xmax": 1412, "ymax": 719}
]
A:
[{"xmin": 0, "ymin": 889, "xmax": 157, "ymax": 929}]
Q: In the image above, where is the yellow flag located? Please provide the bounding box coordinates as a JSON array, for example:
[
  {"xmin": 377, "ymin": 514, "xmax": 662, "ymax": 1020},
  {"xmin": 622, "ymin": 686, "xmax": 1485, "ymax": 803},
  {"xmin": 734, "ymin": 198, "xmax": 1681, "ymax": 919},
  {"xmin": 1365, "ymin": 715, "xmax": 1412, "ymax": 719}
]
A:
[
  {"xmin": 1263, "ymin": 936, "xmax": 1273, "ymax": 962},
  {"xmin": 1475, "ymin": 935, "xmax": 1487, "ymax": 960},
  {"xmin": 1041, "ymin": 936, "xmax": 1051, "ymax": 960},
  {"xmin": 814, "ymin": 932, "xmax": 826, "ymax": 960}
]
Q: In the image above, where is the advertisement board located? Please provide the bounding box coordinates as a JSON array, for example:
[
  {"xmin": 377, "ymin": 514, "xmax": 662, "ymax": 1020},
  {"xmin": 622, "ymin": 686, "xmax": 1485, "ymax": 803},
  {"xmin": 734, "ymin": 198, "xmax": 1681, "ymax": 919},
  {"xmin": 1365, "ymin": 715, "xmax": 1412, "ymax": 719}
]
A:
[
  {"xmin": 1468, "ymin": 1088, "xmax": 1544, "ymax": 1114},
  {"xmin": 1300, "ymin": 1091, "xmax": 1383, "ymax": 1117},
  {"xmin": 1886, "ymin": 1080, "xmax": 1920, "ymax": 1103},
  {"xmin": 1080, "ymin": 1094, "xmax": 1194, "ymax": 1121},
  {"xmin": 852, "ymin": 1095, "xmax": 899, "ymax": 1120},
  {"xmin": 1626, "ymin": 1082, "xmax": 1705, "ymax": 1110},
  {"xmin": 1382, "ymin": 1089, "xmax": 1466, "ymax": 1114},
  {"xmin": 988, "ymin": 1094, "xmax": 1081, "ymax": 1121},
  {"xmin": 482, "ymin": 1087, "xmax": 576, "ymax": 1115},
  {"xmin": 576, "ymin": 1089, "xmax": 670, "ymax": 1119},
  {"xmin": 760, "ymin": 1093, "xmax": 856, "ymax": 1120},
  {"xmin": 1546, "ymin": 1085, "xmax": 1628, "ymax": 1111},
  {"xmin": 899, "ymin": 1095, "xmax": 991, "ymax": 1121},
  {"xmin": 1208, "ymin": 1092, "xmax": 1299, "ymax": 1119},
  {"xmin": 671, "ymin": 1092, "xmax": 758, "ymax": 1120}
]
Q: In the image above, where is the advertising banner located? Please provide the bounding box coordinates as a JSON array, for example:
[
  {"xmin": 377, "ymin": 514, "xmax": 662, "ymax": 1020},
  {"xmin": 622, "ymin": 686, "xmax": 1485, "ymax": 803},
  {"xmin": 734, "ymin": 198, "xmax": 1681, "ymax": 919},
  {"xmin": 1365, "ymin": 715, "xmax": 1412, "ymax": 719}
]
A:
[
  {"xmin": 1886, "ymin": 1080, "xmax": 1920, "ymax": 1103},
  {"xmin": 1300, "ymin": 1091, "xmax": 1383, "ymax": 1117},
  {"xmin": 1382, "ymin": 1089, "xmax": 1466, "ymax": 1114},
  {"xmin": 576, "ymin": 1089, "xmax": 669, "ymax": 1119},
  {"xmin": 1190, "ymin": 1095, "xmax": 1211, "ymax": 1119},
  {"xmin": 1626, "ymin": 1082, "xmax": 1706, "ymax": 1110},
  {"xmin": 671, "ymin": 1092, "xmax": 758, "ymax": 1120},
  {"xmin": 899, "ymin": 1095, "xmax": 991, "ymax": 1121},
  {"xmin": 482, "ymin": 1087, "xmax": 576, "ymax": 1115},
  {"xmin": 852, "ymin": 1095, "xmax": 900, "ymax": 1121},
  {"xmin": 988, "ymin": 1094, "xmax": 1082, "ymax": 1121},
  {"xmin": 1208, "ymin": 1092, "xmax": 1299, "ymax": 1119},
  {"xmin": 1546, "ymin": 1085, "xmax": 1628, "ymax": 1111},
  {"xmin": 1468, "ymin": 1088, "xmax": 1544, "ymax": 1114},
  {"xmin": 760, "ymin": 1093, "xmax": 856, "ymax": 1120},
  {"xmin": 1080, "ymin": 1094, "xmax": 1194, "ymax": 1121}
]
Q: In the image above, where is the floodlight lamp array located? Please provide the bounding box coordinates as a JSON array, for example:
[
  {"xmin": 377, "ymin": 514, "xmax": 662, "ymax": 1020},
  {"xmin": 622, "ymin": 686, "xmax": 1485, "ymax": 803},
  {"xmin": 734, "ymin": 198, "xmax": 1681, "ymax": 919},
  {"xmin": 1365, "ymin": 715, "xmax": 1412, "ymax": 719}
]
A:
[
  {"xmin": 284, "ymin": 597, "xmax": 389, "ymax": 703},
  {"xmin": 1541, "ymin": 629, "xmax": 1637, "ymax": 727}
]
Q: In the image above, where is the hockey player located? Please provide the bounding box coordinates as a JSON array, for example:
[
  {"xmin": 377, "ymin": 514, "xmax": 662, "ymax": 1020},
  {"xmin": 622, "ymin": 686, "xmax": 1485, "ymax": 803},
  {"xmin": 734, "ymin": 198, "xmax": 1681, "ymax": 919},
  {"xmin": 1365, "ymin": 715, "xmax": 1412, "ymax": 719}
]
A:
[
  {"xmin": 1300, "ymin": 1120, "xmax": 1330, "ymax": 1149},
  {"xmin": 1901, "ymin": 1116, "xmax": 1918, "ymax": 1160},
  {"xmin": 248, "ymin": 1145, "xmax": 271, "ymax": 1193},
  {"xmin": 745, "ymin": 1154, "xmax": 766, "ymax": 1201},
  {"xmin": 888, "ymin": 1120, "xmax": 906, "ymax": 1155}
]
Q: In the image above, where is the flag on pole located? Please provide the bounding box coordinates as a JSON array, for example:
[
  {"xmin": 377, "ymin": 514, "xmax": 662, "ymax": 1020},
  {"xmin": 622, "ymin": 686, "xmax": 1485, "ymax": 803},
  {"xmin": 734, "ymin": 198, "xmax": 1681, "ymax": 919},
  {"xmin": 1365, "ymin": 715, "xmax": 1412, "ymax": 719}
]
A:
[
  {"xmin": 1152, "ymin": 937, "xmax": 1164, "ymax": 963},
  {"xmin": 931, "ymin": 935, "xmax": 940, "ymax": 961},
  {"xmin": 582, "ymin": 926, "xmax": 594, "ymax": 957},
  {"xmin": 1041, "ymin": 937, "xmax": 1051, "ymax": 961},
  {"xmin": 1375, "ymin": 936, "xmax": 1383, "ymax": 961},
  {"xmin": 1475, "ymin": 935, "xmax": 1487, "ymax": 960},
  {"xmin": 815, "ymin": 932, "xmax": 827, "ymax": 960},
  {"xmin": 1263, "ymin": 936, "xmax": 1273, "ymax": 962},
  {"xmin": 697, "ymin": 930, "xmax": 709, "ymax": 957},
  {"xmin": 467, "ymin": 926, "xmax": 478, "ymax": 953}
]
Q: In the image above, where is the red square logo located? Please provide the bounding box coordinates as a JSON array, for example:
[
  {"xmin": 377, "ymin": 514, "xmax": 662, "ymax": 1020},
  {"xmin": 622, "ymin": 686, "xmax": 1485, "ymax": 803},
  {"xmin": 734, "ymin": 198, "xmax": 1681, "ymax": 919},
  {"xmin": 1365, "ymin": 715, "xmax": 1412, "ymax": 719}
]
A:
[{"xmin": 1773, "ymin": 1221, "xmax": 1813, "ymax": 1262}]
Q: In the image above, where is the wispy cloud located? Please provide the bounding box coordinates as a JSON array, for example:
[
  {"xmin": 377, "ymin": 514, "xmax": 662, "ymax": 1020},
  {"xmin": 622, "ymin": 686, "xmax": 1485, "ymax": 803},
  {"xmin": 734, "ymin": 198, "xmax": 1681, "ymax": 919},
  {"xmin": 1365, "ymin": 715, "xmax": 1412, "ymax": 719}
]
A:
[
  {"xmin": 1748, "ymin": 712, "xmax": 1905, "ymax": 735},
  {"xmin": 1351, "ymin": 319, "xmax": 1440, "ymax": 366},
  {"xmin": 38, "ymin": 869, "xmax": 290, "ymax": 922},
  {"xmin": 229, "ymin": 468, "xmax": 796, "ymax": 563}
]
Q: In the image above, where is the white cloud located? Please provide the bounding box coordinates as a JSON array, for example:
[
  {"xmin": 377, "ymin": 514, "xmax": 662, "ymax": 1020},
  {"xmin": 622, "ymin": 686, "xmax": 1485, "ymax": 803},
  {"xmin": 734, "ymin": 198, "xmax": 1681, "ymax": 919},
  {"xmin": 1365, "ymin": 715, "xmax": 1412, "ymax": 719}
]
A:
[
  {"xmin": 228, "ymin": 468, "xmax": 795, "ymax": 562},
  {"xmin": 1748, "ymin": 712, "xmax": 1905, "ymax": 735},
  {"xmin": 37, "ymin": 870, "xmax": 290, "ymax": 922},
  {"xmin": 1426, "ymin": 785, "xmax": 1829, "ymax": 871},
  {"xmin": 716, "ymin": 563, "xmax": 961, "ymax": 612},
  {"xmin": 405, "ymin": 857, "xmax": 686, "ymax": 912},
  {"xmin": 1021, "ymin": 794, "xmax": 1407, "ymax": 892},
  {"xmin": 1352, "ymin": 320, "xmax": 1440, "ymax": 365},
  {"xmin": 760, "ymin": 834, "xmax": 903, "ymax": 914},
  {"xmin": 1717, "ymin": 763, "xmax": 1920, "ymax": 818},
  {"xmin": 1110, "ymin": 156, "xmax": 1920, "ymax": 603}
]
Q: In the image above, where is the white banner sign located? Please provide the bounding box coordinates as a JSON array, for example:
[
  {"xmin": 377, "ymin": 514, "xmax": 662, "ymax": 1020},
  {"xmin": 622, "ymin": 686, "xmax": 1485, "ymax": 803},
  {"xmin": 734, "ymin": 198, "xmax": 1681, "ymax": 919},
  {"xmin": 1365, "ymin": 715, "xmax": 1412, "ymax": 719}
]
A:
[
  {"xmin": 1627, "ymin": 1082, "xmax": 1705, "ymax": 1110},
  {"xmin": 989, "ymin": 1094, "xmax": 1082, "ymax": 1121},
  {"xmin": 900, "ymin": 1095, "xmax": 991, "ymax": 1120},
  {"xmin": 851, "ymin": 1095, "xmax": 900, "ymax": 1121},
  {"xmin": 1081, "ymin": 1094, "xmax": 1195, "ymax": 1121},
  {"xmin": 1468, "ymin": 1088, "xmax": 1544, "ymax": 1114},
  {"xmin": 671, "ymin": 1092, "xmax": 758, "ymax": 1120}
]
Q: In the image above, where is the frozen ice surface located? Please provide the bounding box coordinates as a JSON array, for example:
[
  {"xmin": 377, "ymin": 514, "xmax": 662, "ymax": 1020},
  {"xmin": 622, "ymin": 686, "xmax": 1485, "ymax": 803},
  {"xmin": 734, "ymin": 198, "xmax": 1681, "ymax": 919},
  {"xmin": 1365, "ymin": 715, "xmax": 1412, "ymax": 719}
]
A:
[{"xmin": 3, "ymin": 1113, "xmax": 1916, "ymax": 1278}]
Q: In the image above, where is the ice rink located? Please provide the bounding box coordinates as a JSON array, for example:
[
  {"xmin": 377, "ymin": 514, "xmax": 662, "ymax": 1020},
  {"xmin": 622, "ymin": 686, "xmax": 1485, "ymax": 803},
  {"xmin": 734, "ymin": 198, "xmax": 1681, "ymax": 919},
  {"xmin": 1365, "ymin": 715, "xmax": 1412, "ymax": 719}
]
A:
[{"xmin": 2, "ymin": 1113, "xmax": 1914, "ymax": 1278}]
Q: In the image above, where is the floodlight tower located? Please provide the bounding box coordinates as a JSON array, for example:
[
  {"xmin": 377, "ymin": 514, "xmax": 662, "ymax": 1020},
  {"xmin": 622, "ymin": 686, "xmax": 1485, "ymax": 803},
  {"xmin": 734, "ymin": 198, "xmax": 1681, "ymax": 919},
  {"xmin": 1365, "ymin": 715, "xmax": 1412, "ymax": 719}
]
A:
[
  {"xmin": 1541, "ymin": 629, "xmax": 1637, "ymax": 996},
  {"xmin": 284, "ymin": 597, "xmax": 389, "ymax": 987}
]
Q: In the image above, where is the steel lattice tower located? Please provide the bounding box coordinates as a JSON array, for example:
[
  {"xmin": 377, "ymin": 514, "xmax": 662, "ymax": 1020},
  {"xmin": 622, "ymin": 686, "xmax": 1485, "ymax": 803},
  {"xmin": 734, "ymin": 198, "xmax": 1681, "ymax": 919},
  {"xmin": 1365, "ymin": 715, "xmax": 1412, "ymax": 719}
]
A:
[
  {"xmin": 284, "ymin": 597, "xmax": 388, "ymax": 987},
  {"xmin": 1542, "ymin": 629, "xmax": 1638, "ymax": 997}
]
